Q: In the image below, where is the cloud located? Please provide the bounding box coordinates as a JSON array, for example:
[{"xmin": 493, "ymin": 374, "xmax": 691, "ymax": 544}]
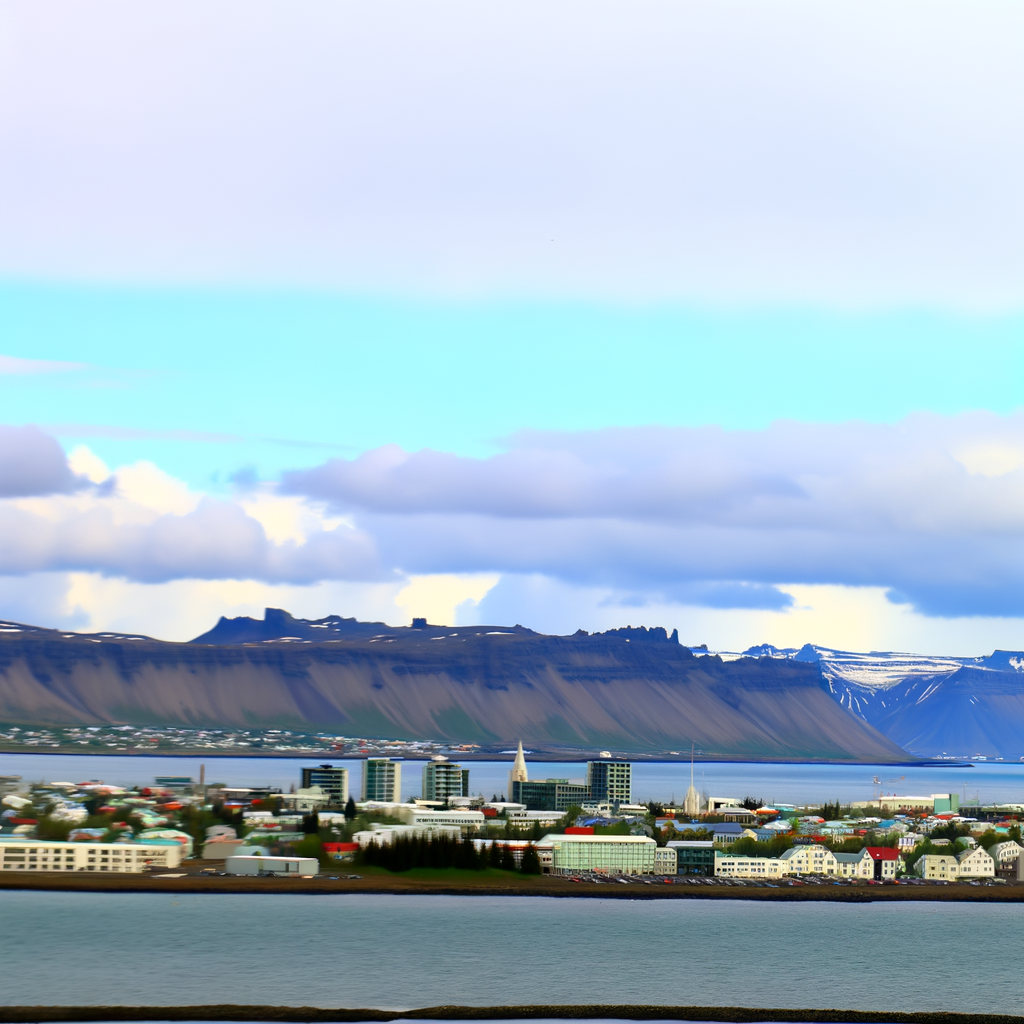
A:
[
  {"xmin": 283, "ymin": 412, "xmax": 1024, "ymax": 617},
  {"xmin": 0, "ymin": 355, "xmax": 90, "ymax": 375},
  {"xmin": 0, "ymin": 425, "xmax": 83, "ymax": 497},
  {"xmin": 0, "ymin": 3, "xmax": 1021, "ymax": 307},
  {"xmin": 47, "ymin": 424, "xmax": 242, "ymax": 443}
]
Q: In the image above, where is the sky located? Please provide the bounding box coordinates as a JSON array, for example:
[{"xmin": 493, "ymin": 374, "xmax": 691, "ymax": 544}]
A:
[{"xmin": 1, "ymin": 1, "xmax": 1024, "ymax": 653}]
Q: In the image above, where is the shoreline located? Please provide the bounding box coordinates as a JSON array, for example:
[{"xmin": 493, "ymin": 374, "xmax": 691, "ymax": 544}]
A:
[
  {"xmin": 3, "ymin": 872, "xmax": 1023, "ymax": 902},
  {"xmin": 0, "ymin": 748, "xmax": 970, "ymax": 767},
  {"xmin": 0, "ymin": 1005, "xmax": 1022, "ymax": 1024}
]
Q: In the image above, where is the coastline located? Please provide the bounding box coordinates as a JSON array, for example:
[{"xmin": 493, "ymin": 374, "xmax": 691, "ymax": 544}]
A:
[
  {"xmin": 2, "ymin": 872, "xmax": 1022, "ymax": 902},
  {"xmin": 1, "ymin": 1006, "xmax": 1023, "ymax": 1024}
]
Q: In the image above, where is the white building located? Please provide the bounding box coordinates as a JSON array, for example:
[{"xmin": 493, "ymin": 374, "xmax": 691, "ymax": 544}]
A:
[
  {"xmin": 539, "ymin": 833, "xmax": 657, "ymax": 875},
  {"xmin": 225, "ymin": 854, "xmax": 318, "ymax": 876},
  {"xmin": 351, "ymin": 823, "xmax": 462, "ymax": 847},
  {"xmin": 0, "ymin": 837, "xmax": 183, "ymax": 872},
  {"xmin": 915, "ymin": 854, "xmax": 959, "ymax": 880},
  {"xmin": 506, "ymin": 810, "xmax": 563, "ymax": 829},
  {"xmin": 779, "ymin": 844, "xmax": 839, "ymax": 875},
  {"xmin": 714, "ymin": 852, "xmax": 788, "ymax": 879},
  {"xmin": 956, "ymin": 846, "xmax": 995, "ymax": 878},
  {"xmin": 654, "ymin": 847, "xmax": 677, "ymax": 874}
]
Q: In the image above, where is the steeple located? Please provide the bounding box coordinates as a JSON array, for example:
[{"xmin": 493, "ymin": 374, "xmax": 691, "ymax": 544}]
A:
[
  {"xmin": 507, "ymin": 740, "xmax": 528, "ymax": 801},
  {"xmin": 682, "ymin": 741, "xmax": 701, "ymax": 817}
]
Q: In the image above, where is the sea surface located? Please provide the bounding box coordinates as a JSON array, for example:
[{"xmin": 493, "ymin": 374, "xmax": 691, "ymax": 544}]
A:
[
  {"xmin": 1, "ymin": 891, "xmax": 1022, "ymax": 1014},
  {"xmin": 2, "ymin": 751, "xmax": 1022, "ymax": 806}
]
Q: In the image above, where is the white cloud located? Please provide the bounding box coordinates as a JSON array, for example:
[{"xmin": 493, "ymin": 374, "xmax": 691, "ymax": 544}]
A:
[
  {"xmin": 395, "ymin": 573, "xmax": 500, "ymax": 628},
  {"xmin": 0, "ymin": 2, "xmax": 1021, "ymax": 307}
]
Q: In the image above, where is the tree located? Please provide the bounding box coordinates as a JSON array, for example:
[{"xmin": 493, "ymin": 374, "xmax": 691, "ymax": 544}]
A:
[
  {"xmin": 741, "ymin": 796, "xmax": 762, "ymax": 811},
  {"xmin": 1009, "ymin": 824, "xmax": 1022, "ymax": 844},
  {"xmin": 488, "ymin": 841, "xmax": 502, "ymax": 869},
  {"xmin": 500, "ymin": 844, "xmax": 517, "ymax": 871},
  {"xmin": 520, "ymin": 843, "xmax": 541, "ymax": 874},
  {"xmin": 302, "ymin": 812, "xmax": 319, "ymax": 835},
  {"xmin": 344, "ymin": 796, "xmax": 357, "ymax": 821}
]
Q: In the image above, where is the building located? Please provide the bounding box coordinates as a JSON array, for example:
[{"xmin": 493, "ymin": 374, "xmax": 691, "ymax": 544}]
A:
[
  {"xmin": 779, "ymin": 844, "xmax": 838, "ymax": 875},
  {"xmin": 507, "ymin": 740, "xmax": 528, "ymax": 798},
  {"xmin": 362, "ymin": 759, "xmax": 401, "ymax": 803},
  {"xmin": 540, "ymin": 833, "xmax": 656, "ymax": 875},
  {"xmin": 682, "ymin": 748, "xmax": 702, "ymax": 816},
  {"xmin": 915, "ymin": 854, "xmax": 959, "ymax": 880},
  {"xmin": 988, "ymin": 841, "xmax": 1023, "ymax": 873},
  {"xmin": 714, "ymin": 852, "xmax": 788, "ymax": 879},
  {"xmin": 281, "ymin": 787, "xmax": 330, "ymax": 813},
  {"xmin": 225, "ymin": 854, "xmax": 319, "ymax": 876},
  {"xmin": 654, "ymin": 847, "xmax": 677, "ymax": 874},
  {"xmin": 834, "ymin": 851, "xmax": 875, "ymax": 879},
  {"xmin": 668, "ymin": 840, "xmax": 716, "ymax": 876},
  {"xmin": 874, "ymin": 793, "xmax": 959, "ymax": 814},
  {"xmin": 0, "ymin": 837, "xmax": 183, "ymax": 872},
  {"xmin": 352, "ymin": 824, "xmax": 462, "ymax": 847},
  {"xmin": 322, "ymin": 842, "xmax": 359, "ymax": 862},
  {"xmin": 956, "ymin": 846, "xmax": 995, "ymax": 878},
  {"xmin": 512, "ymin": 779, "xmax": 588, "ymax": 812},
  {"xmin": 585, "ymin": 760, "xmax": 631, "ymax": 807},
  {"xmin": 402, "ymin": 808, "xmax": 485, "ymax": 831},
  {"xmin": 864, "ymin": 847, "xmax": 901, "ymax": 880},
  {"xmin": 422, "ymin": 756, "xmax": 469, "ymax": 802},
  {"xmin": 472, "ymin": 838, "xmax": 534, "ymax": 867},
  {"xmin": 505, "ymin": 809, "xmax": 564, "ymax": 829},
  {"xmin": 300, "ymin": 765, "xmax": 349, "ymax": 805}
]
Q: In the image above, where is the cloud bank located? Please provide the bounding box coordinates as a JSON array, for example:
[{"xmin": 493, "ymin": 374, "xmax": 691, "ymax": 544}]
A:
[{"xmin": 5, "ymin": 415, "xmax": 1024, "ymax": 618}]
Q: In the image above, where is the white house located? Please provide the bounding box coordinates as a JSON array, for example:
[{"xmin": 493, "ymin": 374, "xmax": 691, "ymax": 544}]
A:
[
  {"xmin": 915, "ymin": 854, "xmax": 959, "ymax": 880},
  {"xmin": 956, "ymin": 846, "xmax": 995, "ymax": 878},
  {"xmin": 779, "ymin": 844, "xmax": 838, "ymax": 875}
]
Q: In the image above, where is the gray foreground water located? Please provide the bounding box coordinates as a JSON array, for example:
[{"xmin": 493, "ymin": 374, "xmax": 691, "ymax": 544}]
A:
[
  {"xmin": 2, "ymin": 753, "xmax": 1020, "ymax": 806},
  {"xmin": 1, "ymin": 892, "xmax": 1021, "ymax": 1014}
]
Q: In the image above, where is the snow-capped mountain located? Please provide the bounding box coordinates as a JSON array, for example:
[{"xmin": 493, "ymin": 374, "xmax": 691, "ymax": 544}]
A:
[{"xmin": 695, "ymin": 643, "xmax": 1024, "ymax": 760}]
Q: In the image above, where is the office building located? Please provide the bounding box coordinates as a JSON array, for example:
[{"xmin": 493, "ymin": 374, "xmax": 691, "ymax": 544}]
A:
[
  {"xmin": 668, "ymin": 840, "xmax": 716, "ymax": 876},
  {"xmin": 300, "ymin": 764, "xmax": 349, "ymax": 805},
  {"xmin": 585, "ymin": 760, "xmax": 631, "ymax": 807},
  {"xmin": 512, "ymin": 778, "xmax": 588, "ymax": 812},
  {"xmin": 0, "ymin": 837, "xmax": 183, "ymax": 872},
  {"xmin": 539, "ymin": 833, "xmax": 656, "ymax": 876},
  {"xmin": 422, "ymin": 756, "xmax": 469, "ymax": 802},
  {"xmin": 362, "ymin": 758, "xmax": 401, "ymax": 802}
]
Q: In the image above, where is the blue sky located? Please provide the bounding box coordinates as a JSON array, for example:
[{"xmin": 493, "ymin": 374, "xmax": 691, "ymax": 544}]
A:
[{"xmin": 1, "ymin": 2, "xmax": 1023, "ymax": 651}]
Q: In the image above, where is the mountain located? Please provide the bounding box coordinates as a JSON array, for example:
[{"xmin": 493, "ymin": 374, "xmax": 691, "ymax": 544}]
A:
[
  {"xmin": 0, "ymin": 610, "xmax": 907, "ymax": 761},
  {"xmin": 730, "ymin": 643, "xmax": 1024, "ymax": 760}
]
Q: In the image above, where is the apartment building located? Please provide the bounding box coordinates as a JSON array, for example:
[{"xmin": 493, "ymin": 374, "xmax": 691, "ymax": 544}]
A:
[{"xmin": 0, "ymin": 837, "xmax": 183, "ymax": 872}]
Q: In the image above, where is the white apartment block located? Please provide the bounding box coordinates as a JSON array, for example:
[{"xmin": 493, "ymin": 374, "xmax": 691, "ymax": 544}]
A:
[
  {"xmin": 988, "ymin": 841, "xmax": 1023, "ymax": 870},
  {"xmin": 779, "ymin": 845, "xmax": 839, "ymax": 875},
  {"xmin": 915, "ymin": 854, "xmax": 959, "ymax": 880},
  {"xmin": 833, "ymin": 849, "xmax": 876, "ymax": 879},
  {"xmin": 714, "ymin": 852, "xmax": 788, "ymax": 879},
  {"xmin": 0, "ymin": 838, "xmax": 183, "ymax": 872},
  {"xmin": 654, "ymin": 847, "xmax": 677, "ymax": 874}
]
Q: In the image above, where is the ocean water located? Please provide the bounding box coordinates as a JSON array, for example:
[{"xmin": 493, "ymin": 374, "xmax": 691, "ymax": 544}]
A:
[
  {"xmin": 1, "ymin": 751, "xmax": 1022, "ymax": 806},
  {"xmin": 1, "ymin": 892, "xmax": 1022, "ymax": 1014}
]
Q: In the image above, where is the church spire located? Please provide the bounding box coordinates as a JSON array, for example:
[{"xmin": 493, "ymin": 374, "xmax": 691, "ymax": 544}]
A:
[
  {"xmin": 682, "ymin": 741, "xmax": 701, "ymax": 817},
  {"xmin": 507, "ymin": 740, "xmax": 528, "ymax": 801}
]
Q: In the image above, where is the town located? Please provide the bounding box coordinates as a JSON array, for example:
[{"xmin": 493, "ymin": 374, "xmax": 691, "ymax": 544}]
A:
[{"xmin": 2, "ymin": 746, "xmax": 1023, "ymax": 887}]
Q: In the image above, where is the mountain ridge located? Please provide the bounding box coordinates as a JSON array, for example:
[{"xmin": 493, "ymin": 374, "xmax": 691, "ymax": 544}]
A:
[{"xmin": 0, "ymin": 610, "xmax": 906, "ymax": 762}]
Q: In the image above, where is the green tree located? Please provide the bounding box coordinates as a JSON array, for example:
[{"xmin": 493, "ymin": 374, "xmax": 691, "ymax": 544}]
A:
[
  {"xmin": 519, "ymin": 843, "xmax": 541, "ymax": 874},
  {"xmin": 344, "ymin": 796, "xmax": 357, "ymax": 821},
  {"xmin": 500, "ymin": 844, "xmax": 517, "ymax": 871}
]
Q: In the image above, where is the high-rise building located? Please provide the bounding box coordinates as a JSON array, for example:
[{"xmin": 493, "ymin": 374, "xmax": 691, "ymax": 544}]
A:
[
  {"xmin": 507, "ymin": 740, "xmax": 528, "ymax": 799},
  {"xmin": 585, "ymin": 760, "xmax": 631, "ymax": 807},
  {"xmin": 362, "ymin": 758, "xmax": 402, "ymax": 802},
  {"xmin": 300, "ymin": 764, "xmax": 348, "ymax": 805},
  {"xmin": 422, "ymin": 756, "xmax": 469, "ymax": 801}
]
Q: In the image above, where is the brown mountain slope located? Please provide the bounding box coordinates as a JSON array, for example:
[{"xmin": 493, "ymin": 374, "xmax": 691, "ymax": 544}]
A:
[{"xmin": 0, "ymin": 618, "xmax": 910, "ymax": 760}]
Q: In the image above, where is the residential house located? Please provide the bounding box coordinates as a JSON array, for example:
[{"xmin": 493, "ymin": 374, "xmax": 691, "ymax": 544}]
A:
[
  {"xmin": 988, "ymin": 841, "xmax": 1023, "ymax": 874},
  {"xmin": 956, "ymin": 846, "xmax": 995, "ymax": 878},
  {"xmin": 714, "ymin": 852, "xmax": 787, "ymax": 879},
  {"xmin": 915, "ymin": 854, "xmax": 959, "ymax": 880}
]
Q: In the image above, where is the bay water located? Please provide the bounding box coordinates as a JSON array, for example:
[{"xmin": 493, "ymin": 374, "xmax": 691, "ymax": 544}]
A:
[
  {"xmin": 1, "ymin": 891, "xmax": 1022, "ymax": 1014},
  {"xmin": 3, "ymin": 752, "xmax": 1022, "ymax": 806}
]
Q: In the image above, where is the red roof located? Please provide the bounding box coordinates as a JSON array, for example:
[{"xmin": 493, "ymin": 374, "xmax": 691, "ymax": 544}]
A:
[
  {"xmin": 866, "ymin": 846, "xmax": 899, "ymax": 861},
  {"xmin": 323, "ymin": 842, "xmax": 358, "ymax": 852},
  {"xmin": 565, "ymin": 826, "xmax": 595, "ymax": 835}
]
